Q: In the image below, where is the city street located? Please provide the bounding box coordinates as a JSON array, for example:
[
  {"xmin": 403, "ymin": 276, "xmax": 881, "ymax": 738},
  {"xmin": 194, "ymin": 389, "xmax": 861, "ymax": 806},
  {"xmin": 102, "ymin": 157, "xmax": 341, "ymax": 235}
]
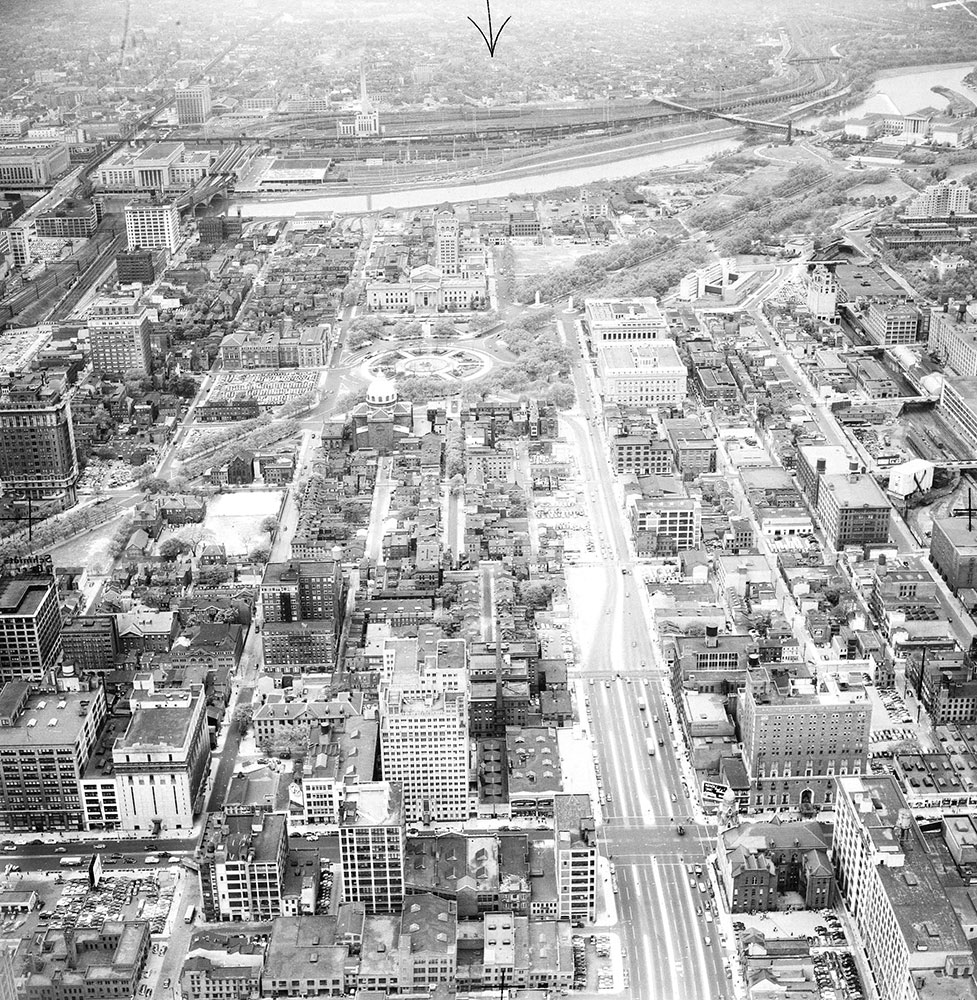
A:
[
  {"xmin": 559, "ymin": 308, "xmax": 734, "ymax": 1000},
  {"xmin": 0, "ymin": 838, "xmax": 193, "ymax": 873}
]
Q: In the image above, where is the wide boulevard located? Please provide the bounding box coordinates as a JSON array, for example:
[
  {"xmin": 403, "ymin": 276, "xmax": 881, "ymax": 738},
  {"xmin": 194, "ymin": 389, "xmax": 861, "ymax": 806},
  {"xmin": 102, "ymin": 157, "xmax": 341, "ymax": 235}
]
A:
[{"xmin": 559, "ymin": 306, "xmax": 732, "ymax": 1000}]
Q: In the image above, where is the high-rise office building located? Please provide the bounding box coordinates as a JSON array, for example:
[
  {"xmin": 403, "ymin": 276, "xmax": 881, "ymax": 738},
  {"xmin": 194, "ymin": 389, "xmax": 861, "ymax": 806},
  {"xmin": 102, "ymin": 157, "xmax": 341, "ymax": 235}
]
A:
[
  {"xmin": 197, "ymin": 812, "xmax": 288, "ymax": 921},
  {"xmin": 115, "ymin": 248, "xmax": 157, "ymax": 285},
  {"xmin": 0, "ymin": 565, "xmax": 63, "ymax": 681},
  {"xmin": 260, "ymin": 559, "xmax": 343, "ymax": 623},
  {"xmin": 0, "ymin": 680, "xmax": 107, "ymax": 831},
  {"xmin": 259, "ymin": 558, "xmax": 347, "ymax": 674},
  {"xmin": 739, "ymin": 665, "xmax": 870, "ymax": 813},
  {"xmin": 338, "ymin": 781, "xmax": 405, "ymax": 914},
  {"xmin": 124, "ymin": 201, "xmax": 180, "ymax": 253},
  {"xmin": 0, "ymin": 372, "xmax": 78, "ymax": 506},
  {"xmin": 176, "ymin": 83, "xmax": 212, "ymax": 125},
  {"xmin": 554, "ymin": 794, "xmax": 598, "ymax": 924},
  {"xmin": 805, "ymin": 264, "xmax": 839, "ymax": 324},
  {"xmin": 815, "ymin": 472, "xmax": 892, "ymax": 549},
  {"xmin": 832, "ymin": 775, "xmax": 976, "ymax": 1000},
  {"xmin": 436, "ymin": 212, "xmax": 460, "ymax": 276},
  {"xmin": 60, "ymin": 615, "xmax": 120, "ymax": 674},
  {"xmin": 87, "ymin": 294, "xmax": 153, "ymax": 377},
  {"xmin": 379, "ymin": 637, "xmax": 469, "ymax": 823}
]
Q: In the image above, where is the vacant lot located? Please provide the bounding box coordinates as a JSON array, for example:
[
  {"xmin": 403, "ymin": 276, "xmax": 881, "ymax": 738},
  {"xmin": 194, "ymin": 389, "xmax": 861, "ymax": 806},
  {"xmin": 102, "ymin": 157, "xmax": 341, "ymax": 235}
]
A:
[
  {"xmin": 158, "ymin": 489, "xmax": 283, "ymax": 558},
  {"xmin": 47, "ymin": 513, "xmax": 127, "ymax": 573}
]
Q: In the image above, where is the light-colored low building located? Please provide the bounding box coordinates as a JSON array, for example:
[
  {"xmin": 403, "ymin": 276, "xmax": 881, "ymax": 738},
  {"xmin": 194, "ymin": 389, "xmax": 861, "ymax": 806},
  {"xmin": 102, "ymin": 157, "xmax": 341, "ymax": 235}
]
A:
[
  {"xmin": 584, "ymin": 297, "xmax": 668, "ymax": 346},
  {"xmin": 366, "ymin": 262, "xmax": 487, "ymax": 312},
  {"xmin": 597, "ymin": 340, "xmax": 687, "ymax": 406}
]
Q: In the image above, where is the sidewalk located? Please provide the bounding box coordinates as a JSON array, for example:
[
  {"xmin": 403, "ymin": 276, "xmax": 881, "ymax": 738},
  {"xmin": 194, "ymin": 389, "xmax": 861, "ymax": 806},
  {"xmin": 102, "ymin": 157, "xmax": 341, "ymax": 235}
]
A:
[{"xmin": 707, "ymin": 853, "xmax": 749, "ymax": 1000}]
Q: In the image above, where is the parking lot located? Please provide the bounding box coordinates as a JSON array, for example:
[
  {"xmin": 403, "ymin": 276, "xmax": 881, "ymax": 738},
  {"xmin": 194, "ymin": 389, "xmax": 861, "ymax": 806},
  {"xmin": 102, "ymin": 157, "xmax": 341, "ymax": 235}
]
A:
[
  {"xmin": 732, "ymin": 908, "xmax": 865, "ymax": 1000},
  {"xmin": 867, "ymin": 686, "xmax": 921, "ymax": 756},
  {"xmin": 49, "ymin": 868, "xmax": 176, "ymax": 934},
  {"xmin": 572, "ymin": 932, "xmax": 624, "ymax": 993}
]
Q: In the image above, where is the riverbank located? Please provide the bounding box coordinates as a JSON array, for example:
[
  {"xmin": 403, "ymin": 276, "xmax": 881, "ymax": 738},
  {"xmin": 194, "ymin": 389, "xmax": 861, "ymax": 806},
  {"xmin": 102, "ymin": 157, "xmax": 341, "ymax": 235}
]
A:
[
  {"xmin": 871, "ymin": 60, "xmax": 974, "ymax": 82},
  {"xmin": 247, "ymin": 122, "xmax": 739, "ymax": 203},
  {"xmin": 234, "ymin": 127, "xmax": 742, "ymax": 215}
]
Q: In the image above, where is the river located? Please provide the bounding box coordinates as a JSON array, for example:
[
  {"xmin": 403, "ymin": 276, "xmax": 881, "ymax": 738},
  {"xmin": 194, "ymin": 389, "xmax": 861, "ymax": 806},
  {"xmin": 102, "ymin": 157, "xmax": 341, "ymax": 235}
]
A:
[
  {"xmin": 818, "ymin": 61, "xmax": 976, "ymax": 120},
  {"xmin": 233, "ymin": 61, "xmax": 977, "ymax": 217},
  {"xmin": 232, "ymin": 132, "xmax": 740, "ymax": 217}
]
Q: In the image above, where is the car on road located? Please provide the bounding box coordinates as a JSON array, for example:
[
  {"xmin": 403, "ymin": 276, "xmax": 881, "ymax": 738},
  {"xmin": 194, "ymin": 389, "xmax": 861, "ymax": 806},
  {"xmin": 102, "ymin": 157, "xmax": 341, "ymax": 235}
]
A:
[
  {"xmin": 162, "ymin": 980, "xmax": 171, "ymax": 989},
  {"xmin": 698, "ymin": 881, "xmax": 708, "ymax": 893},
  {"xmin": 93, "ymin": 843, "xmax": 106, "ymax": 850},
  {"xmin": 54, "ymin": 847, "xmax": 67, "ymax": 854}
]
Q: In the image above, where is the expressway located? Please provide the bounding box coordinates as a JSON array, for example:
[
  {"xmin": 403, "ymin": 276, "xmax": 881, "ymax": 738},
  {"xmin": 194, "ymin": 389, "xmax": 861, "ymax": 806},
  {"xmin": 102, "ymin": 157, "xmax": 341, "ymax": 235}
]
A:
[{"xmin": 557, "ymin": 307, "xmax": 733, "ymax": 1000}]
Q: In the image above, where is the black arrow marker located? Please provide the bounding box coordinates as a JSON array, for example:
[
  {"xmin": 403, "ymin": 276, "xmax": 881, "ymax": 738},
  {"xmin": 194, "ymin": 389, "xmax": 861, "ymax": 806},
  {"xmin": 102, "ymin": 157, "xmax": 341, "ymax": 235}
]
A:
[{"xmin": 468, "ymin": 0, "xmax": 511, "ymax": 57}]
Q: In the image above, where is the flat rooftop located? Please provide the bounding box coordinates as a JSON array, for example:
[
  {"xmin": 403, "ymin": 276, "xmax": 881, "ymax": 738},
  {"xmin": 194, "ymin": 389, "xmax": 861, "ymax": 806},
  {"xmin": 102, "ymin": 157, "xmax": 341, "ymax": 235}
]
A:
[
  {"xmin": 0, "ymin": 689, "xmax": 98, "ymax": 747},
  {"xmin": 835, "ymin": 262, "xmax": 907, "ymax": 300},
  {"xmin": 932, "ymin": 515, "xmax": 977, "ymax": 549},
  {"xmin": 585, "ymin": 298, "xmax": 665, "ymax": 324},
  {"xmin": 838, "ymin": 775, "xmax": 971, "ymax": 958},
  {"xmin": 341, "ymin": 782, "xmax": 402, "ymax": 828},
  {"xmin": 819, "ymin": 473, "xmax": 890, "ymax": 509},
  {"xmin": 264, "ymin": 916, "xmax": 347, "ymax": 982},
  {"xmin": 0, "ymin": 577, "xmax": 50, "ymax": 617},
  {"xmin": 598, "ymin": 339, "xmax": 684, "ymax": 371},
  {"xmin": 133, "ymin": 141, "xmax": 184, "ymax": 163},
  {"xmin": 117, "ymin": 704, "xmax": 194, "ymax": 752},
  {"xmin": 944, "ymin": 375, "xmax": 977, "ymax": 407}
]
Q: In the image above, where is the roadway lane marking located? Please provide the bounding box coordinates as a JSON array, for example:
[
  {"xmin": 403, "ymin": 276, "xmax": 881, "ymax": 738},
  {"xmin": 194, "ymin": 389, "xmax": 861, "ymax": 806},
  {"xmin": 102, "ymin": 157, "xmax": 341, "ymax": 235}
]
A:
[
  {"xmin": 647, "ymin": 861, "xmax": 683, "ymax": 1000},
  {"xmin": 669, "ymin": 856, "xmax": 722, "ymax": 1000}
]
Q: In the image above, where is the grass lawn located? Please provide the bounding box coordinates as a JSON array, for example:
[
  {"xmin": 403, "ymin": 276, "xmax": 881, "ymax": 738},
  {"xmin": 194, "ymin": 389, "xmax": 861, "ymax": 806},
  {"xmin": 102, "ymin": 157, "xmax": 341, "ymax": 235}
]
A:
[{"xmin": 512, "ymin": 242, "xmax": 600, "ymax": 278}]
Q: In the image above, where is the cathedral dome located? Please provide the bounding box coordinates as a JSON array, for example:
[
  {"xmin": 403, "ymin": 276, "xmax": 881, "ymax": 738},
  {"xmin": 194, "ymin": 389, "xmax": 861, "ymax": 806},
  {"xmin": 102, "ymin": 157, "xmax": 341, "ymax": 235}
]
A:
[{"xmin": 366, "ymin": 375, "xmax": 398, "ymax": 406}]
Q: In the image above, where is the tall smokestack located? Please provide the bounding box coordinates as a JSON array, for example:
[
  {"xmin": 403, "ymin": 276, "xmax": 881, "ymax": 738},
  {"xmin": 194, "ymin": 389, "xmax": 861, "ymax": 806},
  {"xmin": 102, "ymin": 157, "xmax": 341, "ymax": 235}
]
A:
[{"xmin": 360, "ymin": 63, "xmax": 369, "ymax": 112}]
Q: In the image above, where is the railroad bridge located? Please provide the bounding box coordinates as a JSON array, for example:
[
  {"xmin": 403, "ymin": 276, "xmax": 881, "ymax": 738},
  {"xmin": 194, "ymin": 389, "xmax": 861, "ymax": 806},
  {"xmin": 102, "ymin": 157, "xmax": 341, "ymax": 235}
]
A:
[{"xmin": 651, "ymin": 97, "xmax": 814, "ymax": 137}]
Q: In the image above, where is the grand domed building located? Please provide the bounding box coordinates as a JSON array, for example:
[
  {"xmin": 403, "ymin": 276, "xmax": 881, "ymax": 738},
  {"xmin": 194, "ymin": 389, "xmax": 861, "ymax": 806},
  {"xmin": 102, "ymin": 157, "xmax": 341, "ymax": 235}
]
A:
[{"xmin": 350, "ymin": 376, "xmax": 413, "ymax": 453}]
